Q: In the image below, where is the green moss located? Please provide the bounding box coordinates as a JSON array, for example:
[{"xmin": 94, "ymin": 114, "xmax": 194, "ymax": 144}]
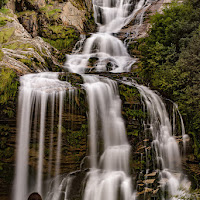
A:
[
  {"xmin": 48, "ymin": 25, "xmax": 64, "ymax": 35},
  {"xmin": 2, "ymin": 41, "xmax": 19, "ymax": 49},
  {"xmin": 127, "ymin": 130, "xmax": 139, "ymax": 137},
  {"xmin": 84, "ymin": 12, "xmax": 96, "ymax": 33},
  {"xmin": 0, "ymin": 27, "xmax": 15, "ymax": 43},
  {"xmin": 0, "ymin": 8, "xmax": 14, "ymax": 17},
  {"xmin": 190, "ymin": 131, "xmax": 200, "ymax": 159},
  {"xmin": 0, "ymin": 49, "xmax": 4, "ymax": 61},
  {"xmin": 43, "ymin": 37, "xmax": 75, "ymax": 51},
  {"xmin": 18, "ymin": 58, "xmax": 32, "ymax": 67},
  {"xmin": 3, "ymin": 41, "xmax": 37, "ymax": 52},
  {"xmin": 0, "ymin": 16, "xmax": 7, "ymax": 26},
  {"xmin": 17, "ymin": 10, "xmax": 36, "ymax": 17},
  {"xmin": 0, "ymin": 68, "xmax": 19, "ymax": 117},
  {"xmin": 0, "ymin": 16, "xmax": 13, "ymax": 27},
  {"xmin": 39, "ymin": 4, "xmax": 60, "ymax": 19},
  {"xmin": 66, "ymin": 124, "xmax": 87, "ymax": 147},
  {"xmin": 47, "ymin": 8, "xmax": 62, "ymax": 19},
  {"xmin": 39, "ymin": 4, "xmax": 53, "ymax": 12},
  {"xmin": 42, "ymin": 26, "xmax": 79, "ymax": 51},
  {"xmin": 19, "ymin": 43, "xmax": 36, "ymax": 50}
]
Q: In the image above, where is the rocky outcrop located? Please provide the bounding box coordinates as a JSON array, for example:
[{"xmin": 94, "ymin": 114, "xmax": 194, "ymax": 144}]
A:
[
  {"xmin": 0, "ymin": 9, "xmax": 61, "ymax": 74},
  {"xmin": 7, "ymin": 0, "xmax": 95, "ymax": 37},
  {"xmin": 61, "ymin": 1, "xmax": 86, "ymax": 31},
  {"xmin": 7, "ymin": 0, "xmax": 95, "ymax": 54}
]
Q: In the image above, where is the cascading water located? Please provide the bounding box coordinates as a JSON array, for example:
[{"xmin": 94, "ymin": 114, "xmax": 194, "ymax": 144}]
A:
[
  {"xmin": 13, "ymin": 0, "xmax": 191, "ymax": 200},
  {"xmin": 120, "ymin": 80, "xmax": 190, "ymax": 199},
  {"xmin": 13, "ymin": 73, "xmax": 73, "ymax": 200},
  {"xmin": 82, "ymin": 75, "xmax": 135, "ymax": 200},
  {"xmin": 64, "ymin": 0, "xmax": 154, "ymax": 73}
]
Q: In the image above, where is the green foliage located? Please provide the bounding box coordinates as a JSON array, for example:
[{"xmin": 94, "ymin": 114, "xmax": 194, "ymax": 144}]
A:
[
  {"xmin": 47, "ymin": 8, "xmax": 62, "ymax": 19},
  {"xmin": 39, "ymin": 5, "xmax": 62, "ymax": 20},
  {"xmin": 66, "ymin": 124, "xmax": 87, "ymax": 147},
  {"xmin": 2, "ymin": 41, "xmax": 36, "ymax": 51},
  {"xmin": 0, "ymin": 0, "xmax": 7, "ymax": 9},
  {"xmin": 0, "ymin": 8, "xmax": 14, "ymax": 17},
  {"xmin": 0, "ymin": 8, "xmax": 9, "ymax": 14},
  {"xmin": 0, "ymin": 68, "xmax": 19, "ymax": 117},
  {"xmin": 0, "ymin": 125, "xmax": 14, "ymax": 172},
  {"xmin": 0, "ymin": 49, "xmax": 3, "ymax": 61},
  {"xmin": 137, "ymin": 0, "xmax": 200, "ymax": 158},
  {"xmin": 16, "ymin": 10, "xmax": 36, "ymax": 17}
]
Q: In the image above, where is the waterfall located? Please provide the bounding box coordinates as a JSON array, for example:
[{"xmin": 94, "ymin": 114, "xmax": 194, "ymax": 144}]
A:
[
  {"xmin": 13, "ymin": 73, "xmax": 72, "ymax": 200},
  {"xmin": 82, "ymin": 75, "xmax": 135, "ymax": 200},
  {"xmin": 13, "ymin": 0, "xmax": 191, "ymax": 200},
  {"xmin": 64, "ymin": 0, "xmax": 154, "ymax": 73},
  {"xmin": 120, "ymin": 80, "xmax": 190, "ymax": 198}
]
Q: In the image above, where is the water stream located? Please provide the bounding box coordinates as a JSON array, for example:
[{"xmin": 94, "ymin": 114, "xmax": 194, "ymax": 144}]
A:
[{"xmin": 13, "ymin": 0, "xmax": 190, "ymax": 200}]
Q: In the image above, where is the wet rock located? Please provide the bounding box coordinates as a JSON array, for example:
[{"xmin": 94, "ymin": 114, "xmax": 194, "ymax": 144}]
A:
[{"xmin": 143, "ymin": 179, "xmax": 155, "ymax": 184}]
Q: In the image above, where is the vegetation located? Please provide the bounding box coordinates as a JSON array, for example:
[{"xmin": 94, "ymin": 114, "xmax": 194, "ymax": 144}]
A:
[
  {"xmin": 42, "ymin": 25, "xmax": 79, "ymax": 51},
  {"xmin": 0, "ymin": 0, "xmax": 7, "ymax": 9},
  {"xmin": 0, "ymin": 68, "xmax": 19, "ymax": 118},
  {"xmin": 133, "ymin": 0, "xmax": 200, "ymax": 158}
]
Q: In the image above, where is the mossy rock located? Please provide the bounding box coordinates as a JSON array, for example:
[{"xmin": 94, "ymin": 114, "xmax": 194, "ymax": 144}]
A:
[
  {"xmin": 0, "ymin": 27, "xmax": 15, "ymax": 43},
  {"xmin": 0, "ymin": 8, "xmax": 14, "ymax": 17},
  {"xmin": 0, "ymin": 49, "xmax": 4, "ymax": 61},
  {"xmin": 59, "ymin": 72, "xmax": 84, "ymax": 88},
  {"xmin": 41, "ymin": 25, "xmax": 79, "ymax": 53},
  {"xmin": 16, "ymin": 10, "xmax": 36, "ymax": 17},
  {"xmin": 2, "ymin": 41, "xmax": 37, "ymax": 50},
  {"xmin": 0, "ymin": 67, "xmax": 19, "ymax": 118},
  {"xmin": 0, "ymin": 16, "xmax": 13, "ymax": 27},
  {"xmin": 39, "ymin": 4, "xmax": 62, "ymax": 20}
]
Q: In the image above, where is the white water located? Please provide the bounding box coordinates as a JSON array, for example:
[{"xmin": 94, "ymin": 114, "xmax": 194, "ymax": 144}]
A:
[
  {"xmin": 64, "ymin": 0, "xmax": 155, "ymax": 73},
  {"xmin": 36, "ymin": 92, "xmax": 48, "ymax": 194},
  {"xmin": 83, "ymin": 75, "xmax": 135, "ymax": 200},
  {"xmin": 121, "ymin": 80, "xmax": 191, "ymax": 199},
  {"xmin": 93, "ymin": 0, "xmax": 153, "ymax": 33},
  {"xmin": 13, "ymin": 73, "xmax": 72, "ymax": 200},
  {"xmin": 54, "ymin": 91, "xmax": 65, "ymax": 189}
]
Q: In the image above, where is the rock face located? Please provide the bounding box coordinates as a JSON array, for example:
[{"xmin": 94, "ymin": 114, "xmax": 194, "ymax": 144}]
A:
[
  {"xmin": 9, "ymin": 0, "xmax": 95, "ymax": 55},
  {"xmin": 61, "ymin": 0, "xmax": 93, "ymax": 32},
  {"xmin": 8, "ymin": 0, "xmax": 95, "ymax": 35},
  {"xmin": 61, "ymin": 1, "xmax": 86, "ymax": 31},
  {"xmin": 0, "ymin": 9, "xmax": 61, "ymax": 74}
]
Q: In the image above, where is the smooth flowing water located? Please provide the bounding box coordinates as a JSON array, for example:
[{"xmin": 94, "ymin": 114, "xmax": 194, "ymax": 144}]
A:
[
  {"xmin": 13, "ymin": 73, "xmax": 73, "ymax": 200},
  {"xmin": 121, "ymin": 80, "xmax": 190, "ymax": 199},
  {"xmin": 82, "ymin": 75, "xmax": 135, "ymax": 200},
  {"xmin": 64, "ymin": 0, "xmax": 154, "ymax": 73},
  {"xmin": 13, "ymin": 0, "xmax": 190, "ymax": 200}
]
